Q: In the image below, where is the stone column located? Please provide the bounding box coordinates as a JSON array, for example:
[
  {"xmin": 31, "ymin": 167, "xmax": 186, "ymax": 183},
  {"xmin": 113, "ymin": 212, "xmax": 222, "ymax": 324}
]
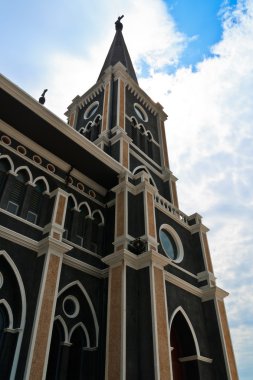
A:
[{"xmin": 103, "ymin": 250, "xmax": 172, "ymax": 380}]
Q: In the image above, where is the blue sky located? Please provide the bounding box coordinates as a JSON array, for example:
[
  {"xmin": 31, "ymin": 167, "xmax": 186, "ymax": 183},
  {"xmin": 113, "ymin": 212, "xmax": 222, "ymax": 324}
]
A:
[{"xmin": 1, "ymin": 1, "xmax": 253, "ymax": 379}]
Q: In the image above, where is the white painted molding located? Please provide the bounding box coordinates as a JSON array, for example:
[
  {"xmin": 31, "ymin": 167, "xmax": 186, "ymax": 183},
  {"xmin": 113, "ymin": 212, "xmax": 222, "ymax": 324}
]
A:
[
  {"xmin": 170, "ymin": 306, "xmax": 201, "ymax": 356},
  {"xmin": 179, "ymin": 355, "xmax": 213, "ymax": 363}
]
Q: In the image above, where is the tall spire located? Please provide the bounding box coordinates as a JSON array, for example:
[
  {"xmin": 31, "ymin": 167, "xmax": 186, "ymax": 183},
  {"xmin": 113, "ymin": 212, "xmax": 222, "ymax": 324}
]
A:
[{"xmin": 97, "ymin": 16, "xmax": 138, "ymax": 83}]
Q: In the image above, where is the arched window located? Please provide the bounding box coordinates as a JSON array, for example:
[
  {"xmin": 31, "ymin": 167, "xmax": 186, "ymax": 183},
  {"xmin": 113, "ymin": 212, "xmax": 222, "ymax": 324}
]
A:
[
  {"xmin": 83, "ymin": 122, "xmax": 92, "ymax": 140},
  {"xmin": 133, "ymin": 166, "xmax": 157, "ymax": 188},
  {"xmin": 46, "ymin": 281, "xmax": 99, "ymax": 378},
  {"xmin": 67, "ymin": 326, "xmax": 87, "ymax": 380},
  {"xmin": 146, "ymin": 131, "xmax": 153, "ymax": 158},
  {"xmin": 90, "ymin": 115, "xmax": 102, "ymax": 142},
  {"xmin": 64, "ymin": 197, "xmax": 76, "ymax": 241},
  {"xmin": 6, "ymin": 170, "xmax": 29, "ymax": 215},
  {"xmin": 76, "ymin": 204, "xmax": 90, "ymax": 247},
  {"xmin": 46, "ymin": 320, "xmax": 65, "ymax": 380},
  {"xmin": 90, "ymin": 211, "xmax": 104, "ymax": 254},
  {"xmin": 0, "ymin": 159, "xmax": 11, "ymax": 199},
  {"xmin": 26, "ymin": 180, "xmax": 47, "ymax": 224}
]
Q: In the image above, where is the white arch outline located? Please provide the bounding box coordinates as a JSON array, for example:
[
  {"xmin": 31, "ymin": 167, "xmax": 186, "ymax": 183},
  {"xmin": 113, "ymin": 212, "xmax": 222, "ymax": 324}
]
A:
[
  {"xmin": 54, "ymin": 315, "xmax": 68, "ymax": 343},
  {"xmin": 0, "ymin": 250, "xmax": 26, "ymax": 380},
  {"xmin": 78, "ymin": 201, "xmax": 91, "ymax": 217},
  {"xmin": 0, "ymin": 299, "xmax": 14, "ymax": 329},
  {"xmin": 0, "ymin": 154, "xmax": 15, "ymax": 173},
  {"xmin": 131, "ymin": 116, "xmax": 138, "ymax": 126},
  {"xmin": 67, "ymin": 193, "xmax": 78, "ymax": 210},
  {"xmin": 170, "ymin": 306, "xmax": 200, "ymax": 356},
  {"xmin": 93, "ymin": 114, "xmax": 102, "ymax": 124},
  {"xmin": 132, "ymin": 165, "xmax": 157, "ymax": 188},
  {"xmin": 58, "ymin": 280, "xmax": 99, "ymax": 346},
  {"xmin": 79, "ymin": 127, "xmax": 85, "ymax": 134},
  {"xmin": 69, "ymin": 322, "xmax": 90, "ymax": 348},
  {"xmin": 15, "ymin": 166, "xmax": 33, "ymax": 183},
  {"xmin": 138, "ymin": 123, "xmax": 146, "ymax": 134},
  {"xmin": 84, "ymin": 121, "xmax": 93, "ymax": 131},
  {"xmin": 92, "ymin": 209, "xmax": 105, "ymax": 225},
  {"xmin": 33, "ymin": 176, "xmax": 50, "ymax": 194},
  {"xmin": 146, "ymin": 130, "xmax": 154, "ymax": 141}
]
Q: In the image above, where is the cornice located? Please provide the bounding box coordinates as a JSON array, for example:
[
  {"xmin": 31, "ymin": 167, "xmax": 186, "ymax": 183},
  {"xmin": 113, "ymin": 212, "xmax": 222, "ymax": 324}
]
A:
[
  {"xmin": 165, "ymin": 272, "xmax": 202, "ymax": 298},
  {"xmin": 0, "ymin": 225, "xmax": 38, "ymax": 252},
  {"xmin": 65, "ymin": 82, "xmax": 104, "ymax": 115},
  {"xmin": 164, "ymin": 271, "xmax": 229, "ymax": 301},
  {"xmin": 37, "ymin": 237, "xmax": 73, "ymax": 257},
  {"xmin": 63, "ymin": 255, "xmax": 108, "ymax": 279},
  {"xmin": 201, "ymin": 286, "xmax": 229, "ymax": 302}
]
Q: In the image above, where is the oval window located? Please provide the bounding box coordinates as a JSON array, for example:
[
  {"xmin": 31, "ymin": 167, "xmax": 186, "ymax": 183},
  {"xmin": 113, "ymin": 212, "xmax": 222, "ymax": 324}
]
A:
[
  {"xmin": 134, "ymin": 103, "xmax": 148, "ymax": 122},
  {"xmin": 159, "ymin": 229, "xmax": 177, "ymax": 260},
  {"xmin": 84, "ymin": 101, "xmax": 99, "ymax": 119},
  {"xmin": 159, "ymin": 225, "xmax": 184, "ymax": 263}
]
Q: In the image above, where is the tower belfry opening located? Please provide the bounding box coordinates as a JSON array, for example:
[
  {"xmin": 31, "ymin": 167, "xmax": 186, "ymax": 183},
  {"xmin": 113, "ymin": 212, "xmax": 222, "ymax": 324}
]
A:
[{"xmin": 0, "ymin": 18, "xmax": 238, "ymax": 380}]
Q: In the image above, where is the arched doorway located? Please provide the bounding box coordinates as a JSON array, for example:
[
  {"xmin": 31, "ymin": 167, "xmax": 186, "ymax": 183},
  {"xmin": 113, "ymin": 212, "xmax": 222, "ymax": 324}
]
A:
[{"xmin": 170, "ymin": 309, "xmax": 200, "ymax": 380}]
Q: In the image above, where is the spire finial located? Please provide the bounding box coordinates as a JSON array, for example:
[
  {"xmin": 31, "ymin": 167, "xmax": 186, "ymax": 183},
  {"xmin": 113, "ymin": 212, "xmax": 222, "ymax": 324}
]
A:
[{"xmin": 115, "ymin": 15, "xmax": 124, "ymax": 31}]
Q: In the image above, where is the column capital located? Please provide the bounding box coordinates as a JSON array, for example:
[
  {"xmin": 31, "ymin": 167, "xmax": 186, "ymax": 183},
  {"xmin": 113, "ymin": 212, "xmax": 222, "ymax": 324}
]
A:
[
  {"xmin": 201, "ymin": 286, "xmax": 229, "ymax": 302},
  {"xmin": 38, "ymin": 236, "xmax": 72, "ymax": 257},
  {"xmin": 103, "ymin": 249, "xmax": 171, "ymax": 270}
]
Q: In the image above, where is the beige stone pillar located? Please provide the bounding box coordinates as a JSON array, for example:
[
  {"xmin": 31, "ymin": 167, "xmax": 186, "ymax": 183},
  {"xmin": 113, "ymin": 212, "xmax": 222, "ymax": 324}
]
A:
[
  {"xmin": 216, "ymin": 297, "xmax": 239, "ymax": 380},
  {"xmin": 104, "ymin": 260, "xmax": 126, "ymax": 380},
  {"xmin": 24, "ymin": 189, "xmax": 72, "ymax": 380},
  {"xmin": 149, "ymin": 252, "xmax": 172, "ymax": 380}
]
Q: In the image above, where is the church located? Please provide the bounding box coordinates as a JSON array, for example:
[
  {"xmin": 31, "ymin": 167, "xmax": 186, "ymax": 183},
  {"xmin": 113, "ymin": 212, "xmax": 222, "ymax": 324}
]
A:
[{"xmin": 0, "ymin": 17, "xmax": 238, "ymax": 380}]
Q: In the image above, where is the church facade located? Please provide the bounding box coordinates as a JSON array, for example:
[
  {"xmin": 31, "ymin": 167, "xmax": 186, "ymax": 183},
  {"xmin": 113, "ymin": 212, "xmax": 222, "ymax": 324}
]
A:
[{"xmin": 0, "ymin": 19, "xmax": 238, "ymax": 380}]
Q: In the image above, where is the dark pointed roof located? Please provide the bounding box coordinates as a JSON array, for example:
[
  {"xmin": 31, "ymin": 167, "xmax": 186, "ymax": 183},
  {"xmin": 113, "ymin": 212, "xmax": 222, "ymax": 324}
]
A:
[{"xmin": 97, "ymin": 17, "xmax": 138, "ymax": 83}]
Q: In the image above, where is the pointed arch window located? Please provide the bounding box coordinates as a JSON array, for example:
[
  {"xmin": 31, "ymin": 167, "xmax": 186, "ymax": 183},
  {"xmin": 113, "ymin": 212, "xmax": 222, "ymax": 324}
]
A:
[{"xmin": 46, "ymin": 281, "xmax": 99, "ymax": 379}]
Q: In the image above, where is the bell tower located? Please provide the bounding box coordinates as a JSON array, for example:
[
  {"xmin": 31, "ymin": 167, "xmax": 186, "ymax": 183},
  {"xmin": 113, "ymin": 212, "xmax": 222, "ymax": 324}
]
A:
[{"xmin": 64, "ymin": 18, "xmax": 238, "ymax": 380}]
